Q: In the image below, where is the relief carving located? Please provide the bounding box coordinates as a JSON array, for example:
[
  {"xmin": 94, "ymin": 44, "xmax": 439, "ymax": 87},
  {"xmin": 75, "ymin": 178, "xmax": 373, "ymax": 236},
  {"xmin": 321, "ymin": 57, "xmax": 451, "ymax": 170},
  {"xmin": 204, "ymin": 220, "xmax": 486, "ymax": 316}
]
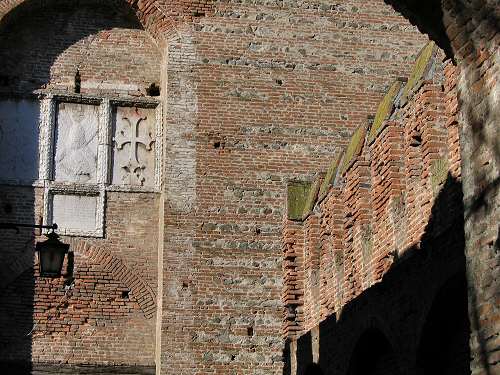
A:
[
  {"xmin": 54, "ymin": 103, "xmax": 99, "ymax": 183},
  {"xmin": 112, "ymin": 107, "xmax": 155, "ymax": 186}
]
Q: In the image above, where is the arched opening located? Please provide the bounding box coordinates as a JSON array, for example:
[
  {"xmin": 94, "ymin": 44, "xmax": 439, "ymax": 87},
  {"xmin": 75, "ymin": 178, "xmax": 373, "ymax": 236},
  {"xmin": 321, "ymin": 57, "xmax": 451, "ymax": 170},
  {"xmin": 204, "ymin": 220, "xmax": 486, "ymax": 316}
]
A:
[
  {"xmin": 347, "ymin": 328, "xmax": 402, "ymax": 375},
  {"xmin": 0, "ymin": 0, "xmax": 160, "ymax": 96},
  {"xmin": 417, "ymin": 273, "xmax": 471, "ymax": 375},
  {"xmin": 0, "ymin": 0, "xmax": 162, "ymax": 371}
]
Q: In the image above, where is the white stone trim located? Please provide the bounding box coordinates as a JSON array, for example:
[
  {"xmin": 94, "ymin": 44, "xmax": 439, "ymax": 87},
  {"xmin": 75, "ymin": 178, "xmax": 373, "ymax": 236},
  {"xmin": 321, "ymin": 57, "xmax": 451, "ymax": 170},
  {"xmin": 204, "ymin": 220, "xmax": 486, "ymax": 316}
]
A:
[
  {"xmin": 155, "ymin": 104, "xmax": 163, "ymax": 189},
  {"xmin": 39, "ymin": 96, "xmax": 55, "ymax": 181},
  {"xmin": 98, "ymin": 99, "xmax": 112, "ymax": 185},
  {"xmin": 3, "ymin": 93, "xmax": 161, "ymax": 238}
]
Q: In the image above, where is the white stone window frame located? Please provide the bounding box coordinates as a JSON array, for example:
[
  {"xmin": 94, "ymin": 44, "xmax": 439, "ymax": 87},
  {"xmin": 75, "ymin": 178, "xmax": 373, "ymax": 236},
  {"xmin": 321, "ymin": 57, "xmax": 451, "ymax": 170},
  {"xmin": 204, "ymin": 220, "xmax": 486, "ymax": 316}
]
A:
[{"xmin": 39, "ymin": 93, "xmax": 162, "ymax": 238}]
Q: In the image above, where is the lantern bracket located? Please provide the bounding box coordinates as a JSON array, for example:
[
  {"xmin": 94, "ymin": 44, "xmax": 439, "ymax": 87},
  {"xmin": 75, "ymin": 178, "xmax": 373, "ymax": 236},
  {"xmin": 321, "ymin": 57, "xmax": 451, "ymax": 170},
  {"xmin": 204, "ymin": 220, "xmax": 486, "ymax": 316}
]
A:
[{"xmin": 0, "ymin": 222, "xmax": 58, "ymax": 234}]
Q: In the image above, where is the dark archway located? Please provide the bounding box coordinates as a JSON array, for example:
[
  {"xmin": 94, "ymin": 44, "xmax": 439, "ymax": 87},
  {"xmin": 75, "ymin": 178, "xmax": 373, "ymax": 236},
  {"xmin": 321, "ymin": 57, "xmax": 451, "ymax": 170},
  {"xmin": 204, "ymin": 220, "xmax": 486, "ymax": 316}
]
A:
[
  {"xmin": 417, "ymin": 273, "xmax": 471, "ymax": 375},
  {"xmin": 347, "ymin": 328, "xmax": 402, "ymax": 375},
  {"xmin": 0, "ymin": 0, "xmax": 160, "ymax": 371},
  {"xmin": 0, "ymin": 0, "xmax": 160, "ymax": 96}
]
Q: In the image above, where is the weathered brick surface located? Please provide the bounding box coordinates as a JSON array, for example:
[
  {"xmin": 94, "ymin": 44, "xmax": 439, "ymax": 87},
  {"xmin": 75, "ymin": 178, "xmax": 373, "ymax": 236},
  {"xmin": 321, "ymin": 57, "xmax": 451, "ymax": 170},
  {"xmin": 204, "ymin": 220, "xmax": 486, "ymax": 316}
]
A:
[
  {"xmin": 0, "ymin": 186, "xmax": 158, "ymax": 368},
  {"xmin": 4, "ymin": 0, "xmax": 495, "ymax": 374},
  {"xmin": 282, "ymin": 49, "xmax": 472, "ymax": 373},
  {"xmin": 160, "ymin": 2, "xmax": 428, "ymax": 374},
  {"xmin": 382, "ymin": 1, "xmax": 500, "ymax": 374}
]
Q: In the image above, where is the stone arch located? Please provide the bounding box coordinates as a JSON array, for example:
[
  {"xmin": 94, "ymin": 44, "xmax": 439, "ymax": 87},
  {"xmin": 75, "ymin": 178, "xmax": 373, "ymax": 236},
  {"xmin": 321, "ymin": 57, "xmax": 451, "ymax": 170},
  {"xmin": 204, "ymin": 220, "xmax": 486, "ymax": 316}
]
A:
[
  {"xmin": 347, "ymin": 327, "xmax": 402, "ymax": 375},
  {"xmin": 0, "ymin": 0, "xmax": 160, "ymax": 39},
  {"xmin": 416, "ymin": 272, "xmax": 470, "ymax": 375},
  {"xmin": 0, "ymin": 0, "xmax": 162, "ymax": 96}
]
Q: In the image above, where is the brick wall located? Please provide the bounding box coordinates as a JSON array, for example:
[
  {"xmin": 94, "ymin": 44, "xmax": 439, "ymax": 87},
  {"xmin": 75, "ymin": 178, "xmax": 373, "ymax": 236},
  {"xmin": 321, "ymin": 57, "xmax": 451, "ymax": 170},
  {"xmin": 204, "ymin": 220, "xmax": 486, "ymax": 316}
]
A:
[
  {"xmin": 161, "ymin": 1, "xmax": 428, "ymax": 373},
  {"xmin": 282, "ymin": 43, "xmax": 471, "ymax": 373},
  {"xmin": 382, "ymin": 1, "xmax": 499, "ymax": 374},
  {"xmin": 0, "ymin": 186, "xmax": 159, "ymax": 369},
  {"xmin": 0, "ymin": 0, "xmax": 436, "ymax": 374},
  {"xmin": 0, "ymin": 2, "xmax": 160, "ymax": 371}
]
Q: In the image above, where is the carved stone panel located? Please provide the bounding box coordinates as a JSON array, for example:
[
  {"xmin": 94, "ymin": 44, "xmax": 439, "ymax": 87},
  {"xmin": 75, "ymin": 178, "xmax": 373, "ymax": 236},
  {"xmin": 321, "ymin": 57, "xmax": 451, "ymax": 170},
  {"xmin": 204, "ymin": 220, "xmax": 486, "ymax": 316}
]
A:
[
  {"xmin": 0, "ymin": 99, "xmax": 40, "ymax": 183},
  {"xmin": 52, "ymin": 194, "xmax": 98, "ymax": 234},
  {"xmin": 112, "ymin": 106, "xmax": 156, "ymax": 187},
  {"xmin": 53, "ymin": 102, "xmax": 99, "ymax": 183}
]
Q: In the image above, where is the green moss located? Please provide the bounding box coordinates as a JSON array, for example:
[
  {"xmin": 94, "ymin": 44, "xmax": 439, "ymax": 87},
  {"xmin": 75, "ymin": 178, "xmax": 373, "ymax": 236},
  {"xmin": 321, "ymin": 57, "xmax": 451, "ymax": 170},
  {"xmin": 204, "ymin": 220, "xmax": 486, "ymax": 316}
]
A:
[
  {"xmin": 287, "ymin": 181, "xmax": 312, "ymax": 221},
  {"xmin": 431, "ymin": 158, "xmax": 449, "ymax": 193},
  {"xmin": 318, "ymin": 151, "xmax": 343, "ymax": 199},
  {"xmin": 302, "ymin": 177, "xmax": 321, "ymax": 218},
  {"xmin": 402, "ymin": 41, "xmax": 437, "ymax": 102},
  {"xmin": 341, "ymin": 126, "xmax": 367, "ymax": 175},
  {"xmin": 368, "ymin": 80, "xmax": 404, "ymax": 144}
]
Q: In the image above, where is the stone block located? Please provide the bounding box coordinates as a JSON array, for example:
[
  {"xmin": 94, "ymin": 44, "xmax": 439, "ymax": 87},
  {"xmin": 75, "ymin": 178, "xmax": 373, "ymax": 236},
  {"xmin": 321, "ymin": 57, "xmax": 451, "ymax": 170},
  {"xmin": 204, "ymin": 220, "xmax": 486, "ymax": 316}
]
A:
[
  {"xmin": 401, "ymin": 41, "xmax": 439, "ymax": 103},
  {"xmin": 53, "ymin": 102, "xmax": 99, "ymax": 183},
  {"xmin": 112, "ymin": 107, "xmax": 156, "ymax": 187},
  {"xmin": 368, "ymin": 80, "xmax": 405, "ymax": 144},
  {"xmin": 52, "ymin": 194, "xmax": 98, "ymax": 234},
  {"xmin": 0, "ymin": 99, "xmax": 40, "ymax": 183},
  {"xmin": 318, "ymin": 151, "xmax": 343, "ymax": 200},
  {"xmin": 288, "ymin": 181, "xmax": 312, "ymax": 221},
  {"xmin": 341, "ymin": 126, "xmax": 367, "ymax": 176}
]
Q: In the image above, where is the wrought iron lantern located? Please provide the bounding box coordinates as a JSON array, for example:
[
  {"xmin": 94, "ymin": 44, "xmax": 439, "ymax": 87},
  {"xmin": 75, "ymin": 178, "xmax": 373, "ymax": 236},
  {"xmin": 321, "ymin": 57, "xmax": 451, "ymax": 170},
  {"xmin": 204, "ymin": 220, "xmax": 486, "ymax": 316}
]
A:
[
  {"xmin": 0, "ymin": 222, "xmax": 70, "ymax": 278},
  {"xmin": 36, "ymin": 230, "xmax": 70, "ymax": 278}
]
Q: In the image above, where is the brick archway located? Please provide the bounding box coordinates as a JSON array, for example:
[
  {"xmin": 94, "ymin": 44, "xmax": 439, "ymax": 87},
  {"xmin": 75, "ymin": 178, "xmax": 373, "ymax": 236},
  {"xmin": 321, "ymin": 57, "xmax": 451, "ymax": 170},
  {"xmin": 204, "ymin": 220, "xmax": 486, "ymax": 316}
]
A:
[
  {"xmin": 0, "ymin": 0, "xmax": 212, "ymax": 39},
  {"xmin": 70, "ymin": 239, "xmax": 157, "ymax": 319}
]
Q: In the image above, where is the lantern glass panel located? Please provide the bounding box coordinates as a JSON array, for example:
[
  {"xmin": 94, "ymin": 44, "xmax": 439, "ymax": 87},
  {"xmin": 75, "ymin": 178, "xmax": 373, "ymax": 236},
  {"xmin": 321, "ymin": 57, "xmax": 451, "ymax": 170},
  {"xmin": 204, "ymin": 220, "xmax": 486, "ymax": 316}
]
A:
[{"xmin": 36, "ymin": 235, "xmax": 69, "ymax": 278}]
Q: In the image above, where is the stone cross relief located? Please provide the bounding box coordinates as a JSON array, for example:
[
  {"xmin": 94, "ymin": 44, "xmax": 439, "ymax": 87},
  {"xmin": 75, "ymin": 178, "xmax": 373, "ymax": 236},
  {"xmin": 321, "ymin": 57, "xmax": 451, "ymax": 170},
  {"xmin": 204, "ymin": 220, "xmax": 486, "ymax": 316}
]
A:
[{"xmin": 113, "ymin": 107, "xmax": 155, "ymax": 186}]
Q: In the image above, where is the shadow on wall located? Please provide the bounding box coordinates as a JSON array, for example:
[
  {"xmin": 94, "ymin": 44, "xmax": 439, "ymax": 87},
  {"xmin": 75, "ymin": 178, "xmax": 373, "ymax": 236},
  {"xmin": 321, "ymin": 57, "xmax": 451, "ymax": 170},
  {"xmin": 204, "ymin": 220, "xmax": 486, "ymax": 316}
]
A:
[
  {"xmin": 379, "ymin": 3, "xmax": 499, "ymax": 373},
  {"xmin": 0, "ymin": 0, "xmax": 144, "ymax": 95},
  {"xmin": 290, "ymin": 174, "xmax": 473, "ymax": 375},
  {"xmin": 444, "ymin": 4, "xmax": 499, "ymax": 375},
  {"xmin": 0, "ymin": 187, "xmax": 36, "ymax": 374},
  {"xmin": 347, "ymin": 328, "xmax": 401, "ymax": 375},
  {"xmin": 304, "ymin": 363, "xmax": 324, "ymax": 375},
  {"xmin": 416, "ymin": 273, "xmax": 470, "ymax": 375}
]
